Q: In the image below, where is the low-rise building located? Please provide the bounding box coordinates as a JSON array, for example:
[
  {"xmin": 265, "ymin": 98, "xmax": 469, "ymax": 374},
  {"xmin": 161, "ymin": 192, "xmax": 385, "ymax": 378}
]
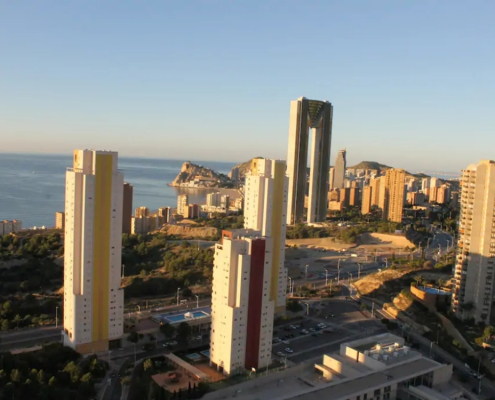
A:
[{"xmin": 203, "ymin": 333, "xmax": 461, "ymax": 400}]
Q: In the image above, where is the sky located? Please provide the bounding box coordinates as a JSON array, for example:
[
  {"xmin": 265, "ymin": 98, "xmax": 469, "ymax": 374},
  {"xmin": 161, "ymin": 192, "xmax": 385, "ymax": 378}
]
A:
[{"xmin": 1, "ymin": 1, "xmax": 494, "ymax": 173}]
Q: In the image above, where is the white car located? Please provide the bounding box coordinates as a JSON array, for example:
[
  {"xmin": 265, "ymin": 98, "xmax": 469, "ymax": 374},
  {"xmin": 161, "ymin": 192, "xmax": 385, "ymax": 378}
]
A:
[
  {"xmin": 276, "ymin": 351, "xmax": 285, "ymax": 357},
  {"xmin": 282, "ymin": 340, "xmax": 290, "ymax": 345},
  {"xmin": 285, "ymin": 348, "xmax": 294, "ymax": 354},
  {"xmin": 169, "ymin": 341, "xmax": 178, "ymax": 346},
  {"xmin": 310, "ymin": 328, "xmax": 316, "ymax": 332}
]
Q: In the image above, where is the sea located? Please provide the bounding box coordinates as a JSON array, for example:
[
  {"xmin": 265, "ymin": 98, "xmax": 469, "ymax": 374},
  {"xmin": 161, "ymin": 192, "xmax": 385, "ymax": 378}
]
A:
[{"xmin": 0, "ymin": 153, "xmax": 237, "ymax": 229}]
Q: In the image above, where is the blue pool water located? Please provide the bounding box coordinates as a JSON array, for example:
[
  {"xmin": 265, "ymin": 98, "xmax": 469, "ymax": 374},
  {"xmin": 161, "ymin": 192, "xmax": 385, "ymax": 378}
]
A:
[
  {"xmin": 163, "ymin": 311, "xmax": 209, "ymax": 323},
  {"xmin": 419, "ymin": 286, "xmax": 451, "ymax": 295},
  {"xmin": 200, "ymin": 350, "xmax": 210, "ymax": 358},
  {"xmin": 187, "ymin": 353, "xmax": 201, "ymax": 361}
]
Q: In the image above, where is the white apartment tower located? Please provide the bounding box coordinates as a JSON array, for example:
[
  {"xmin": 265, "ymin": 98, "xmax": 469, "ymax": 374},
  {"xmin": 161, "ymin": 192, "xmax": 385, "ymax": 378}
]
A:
[
  {"xmin": 210, "ymin": 230, "xmax": 274, "ymax": 375},
  {"xmin": 452, "ymin": 160, "xmax": 495, "ymax": 323},
  {"xmin": 244, "ymin": 158, "xmax": 288, "ymax": 313},
  {"xmin": 63, "ymin": 150, "xmax": 124, "ymax": 354},
  {"xmin": 177, "ymin": 194, "xmax": 188, "ymax": 217}
]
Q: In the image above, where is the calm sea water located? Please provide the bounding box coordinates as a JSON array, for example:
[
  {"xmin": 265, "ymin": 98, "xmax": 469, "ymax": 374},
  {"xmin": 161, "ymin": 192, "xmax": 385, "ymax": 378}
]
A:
[{"xmin": 0, "ymin": 153, "xmax": 237, "ymax": 228}]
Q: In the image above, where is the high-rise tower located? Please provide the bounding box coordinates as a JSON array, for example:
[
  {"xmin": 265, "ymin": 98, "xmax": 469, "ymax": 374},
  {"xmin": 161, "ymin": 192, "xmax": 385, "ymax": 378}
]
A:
[
  {"xmin": 333, "ymin": 149, "xmax": 346, "ymax": 190},
  {"xmin": 244, "ymin": 158, "xmax": 288, "ymax": 313},
  {"xmin": 452, "ymin": 160, "xmax": 495, "ymax": 323},
  {"xmin": 382, "ymin": 169, "xmax": 406, "ymax": 223},
  {"xmin": 122, "ymin": 183, "xmax": 133, "ymax": 234},
  {"xmin": 210, "ymin": 230, "xmax": 274, "ymax": 375},
  {"xmin": 63, "ymin": 150, "xmax": 124, "ymax": 354},
  {"xmin": 286, "ymin": 97, "xmax": 333, "ymax": 224}
]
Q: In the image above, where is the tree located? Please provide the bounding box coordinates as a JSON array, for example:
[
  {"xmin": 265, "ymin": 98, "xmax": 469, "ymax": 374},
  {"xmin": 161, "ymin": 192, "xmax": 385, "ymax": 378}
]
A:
[
  {"xmin": 483, "ymin": 326, "xmax": 495, "ymax": 340},
  {"xmin": 121, "ymin": 376, "xmax": 131, "ymax": 386},
  {"xmin": 1, "ymin": 319, "xmax": 10, "ymax": 331},
  {"xmin": 48, "ymin": 376, "xmax": 57, "ymax": 386},
  {"xmin": 13, "ymin": 314, "xmax": 21, "ymax": 329},
  {"xmin": 10, "ymin": 369, "xmax": 22, "ymax": 382},
  {"xmin": 182, "ymin": 287, "xmax": 193, "ymax": 297},
  {"xmin": 414, "ymin": 275, "xmax": 424, "ymax": 287},
  {"xmin": 436, "ymin": 278, "xmax": 445, "ymax": 293},
  {"xmin": 127, "ymin": 331, "xmax": 139, "ymax": 343},
  {"xmin": 176, "ymin": 322, "xmax": 192, "ymax": 346},
  {"xmin": 160, "ymin": 323, "xmax": 176, "ymax": 339},
  {"xmin": 143, "ymin": 359, "xmax": 153, "ymax": 372}
]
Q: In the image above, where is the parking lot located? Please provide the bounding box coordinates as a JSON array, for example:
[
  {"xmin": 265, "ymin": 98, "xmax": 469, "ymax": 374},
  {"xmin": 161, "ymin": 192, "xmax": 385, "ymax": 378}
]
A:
[{"xmin": 272, "ymin": 299, "xmax": 386, "ymax": 364}]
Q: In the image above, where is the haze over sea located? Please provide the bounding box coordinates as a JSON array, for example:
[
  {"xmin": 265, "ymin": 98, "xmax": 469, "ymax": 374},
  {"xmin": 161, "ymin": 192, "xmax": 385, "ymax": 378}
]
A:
[{"xmin": 0, "ymin": 153, "xmax": 236, "ymax": 228}]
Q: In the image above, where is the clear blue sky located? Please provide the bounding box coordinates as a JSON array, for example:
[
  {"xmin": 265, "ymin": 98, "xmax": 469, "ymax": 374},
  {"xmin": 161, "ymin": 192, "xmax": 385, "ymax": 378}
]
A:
[{"xmin": 1, "ymin": 1, "xmax": 494, "ymax": 172}]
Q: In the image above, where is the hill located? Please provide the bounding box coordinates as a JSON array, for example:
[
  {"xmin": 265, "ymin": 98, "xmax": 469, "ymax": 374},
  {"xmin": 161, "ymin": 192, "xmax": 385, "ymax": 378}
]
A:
[
  {"xmin": 170, "ymin": 161, "xmax": 233, "ymax": 188},
  {"xmin": 229, "ymin": 157, "xmax": 263, "ymax": 180},
  {"xmin": 347, "ymin": 161, "xmax": 392, "ymax": 172},
  {"xmin": 348, "ymin": 161, "xmax": 432, "ymax": 179}
]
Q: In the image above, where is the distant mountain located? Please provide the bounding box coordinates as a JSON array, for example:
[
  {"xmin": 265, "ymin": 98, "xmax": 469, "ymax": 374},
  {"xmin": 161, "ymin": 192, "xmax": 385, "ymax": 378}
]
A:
[
  {"xmin": 347, "ymin": 161, "xmax": 392, "ymax": 172},
  {"xmin": 348, "ymin": 161, "xmax": 431, "ymax": 179}
]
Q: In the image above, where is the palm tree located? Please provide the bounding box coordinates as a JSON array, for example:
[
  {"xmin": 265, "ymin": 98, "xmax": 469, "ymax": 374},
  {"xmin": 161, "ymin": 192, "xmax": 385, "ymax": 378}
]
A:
[
  {"xmin": 414, "ymin": 275, "xmax": 424, "ymax": 288},
  {"xmin": 437, "ymin": 278, "xmax": 445, "ymax": 293}
]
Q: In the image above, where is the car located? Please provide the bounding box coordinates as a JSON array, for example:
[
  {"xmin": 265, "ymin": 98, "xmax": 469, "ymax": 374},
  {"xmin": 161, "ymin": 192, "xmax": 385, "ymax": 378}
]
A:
[
  {"xmin": 282, "ymin": 340, "xmax": 290, "ymax": 345},
  {"xmin": 323, "ymin": 329, "xmax": 334, "ymax": 333},
  {"xmin": 309, "ymin": 328, "xmax": 316, "ymax": 332},
  {"xmin": 118, "ymin": 348, "xmax": 124, "ymax": 351},
  {"xmin": 312, "ymin": 333, "xmax": 319, "ymax": 337},
  {"xmin": 273, "ymin": 336, "xmax": 280, "ymax": 341},
  {"xmin": 169, "ymin": 341, "xmax": 178, "ymax": 346},
  {"xmin": 302, "ymin": 329, "xmax": 309, "ymax": 334},
  {"xmin": 276, "ymin": 351, "xmax": 285, "ymax": 357},
  {"xmin": 285, "ymin": 348, "xmax": 294, "ymax": 354}
]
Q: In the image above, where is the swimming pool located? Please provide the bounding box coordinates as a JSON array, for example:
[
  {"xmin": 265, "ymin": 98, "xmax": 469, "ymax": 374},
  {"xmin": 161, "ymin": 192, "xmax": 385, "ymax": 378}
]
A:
[
  {"xmin": 163, "ymin": 311, "xmax": 209, "ymax": 323},
  {"xmin": 187, "ymin": 353, "xmax": 202, "ymax": 361},
  {"xmin": 418, "ymin": 286, "xmax": 451, "ymax": 295}
]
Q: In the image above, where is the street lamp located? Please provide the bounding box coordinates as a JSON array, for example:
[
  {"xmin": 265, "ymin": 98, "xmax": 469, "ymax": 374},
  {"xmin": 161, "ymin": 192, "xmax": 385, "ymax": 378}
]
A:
[
  {"xmin": 56, "ymin": 306, "xmax": 59, "ymax": 328},
  {"xmin": 303, "ymin": 302, "xmax": 310, "ymax": 316},
  {"xmin": 177, "ymin": 287, "xmax": 181, "ymax": 306},
  {"xmin": 357, "ymin": 263, "xmax": 361, "ymax": 279},
  {"xmin": 325, "ymin": 269, "xmax": 329, "ymax": 287},
  {"xmin": 195, "ymin": 295, "xmax": 199, "ymax": 309},
  {"xmin": 305, "ymin": 264, "xmax": 309, "ymax": 281},
  {"xmin": 348, "ymin": 272, "xmax": 353, "ymax": 296},
  {"xmin": 384, "ymin": 258, "xmax": 388, "ymax": 269},
  {"xmin": 337, "ymin": 259, "xmax": 341, "ymax": 284},
  {"xmin": 122, "ymin": 264, "xmax": 125, "ymax": 278},
  {"xmin": 288, "ymin": 277, "xmax": 292, "ymax": 297}
]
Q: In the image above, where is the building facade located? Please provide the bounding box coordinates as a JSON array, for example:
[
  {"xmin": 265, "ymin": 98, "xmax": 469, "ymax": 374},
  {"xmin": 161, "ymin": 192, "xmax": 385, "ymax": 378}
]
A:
[
  {"xmin": 55, "ymin": 212, "xmax": 65, "ymax": 230},
  {"xmin": 370, "ymin": 177, "xmax": 382, "ymax": 207},
  {"xmin": 361, "ymin": 186, "xmax": 372, "ymax": 215},
  {"xmin": 329, "ymin": 167, "xmax": 335, "ymax": 190},
  {"xmin": 63, "ymin": 150, "xmax": 124, "ymax": 354},
  {"xmin": 177, "ymin": 194, "xmax": 188, "ymax": 217},
  {"xmin": 210, "ymin": 230, "xmax": 274, "ymax": 375},
  {"xmin": 158, "ymin": 207, "xmax": 172, "ymax": 223},
  {"xmin": 122, "ymin": 183, "xmax": 133, "ymax": 234},
  {"xmin": 244, "ymin": 158, "xmax": 288, "ymax": 313},
  {"xmin": 286, "ymin": 97, "xmax": 333, "ymax": 224},
  {"xmin": 383, "ymin": 169, "xmax": 406, "ymax": 223},
  {"xmin": 135, "ymin": 206, "xmax": 149, "ymax": 218},
  {"xmin": 333, "ymin": 149, "xmax": 346, "ymax": 190},
  {"xmin": 452, "ymin": 160, "xmax": 495, "ymax": 323}
]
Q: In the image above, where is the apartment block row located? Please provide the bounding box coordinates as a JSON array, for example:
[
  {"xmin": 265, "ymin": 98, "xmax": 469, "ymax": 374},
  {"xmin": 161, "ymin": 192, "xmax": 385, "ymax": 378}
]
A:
[{"xmin": 0, "ymin": 220, "xmax": 22, "ymax": 236}]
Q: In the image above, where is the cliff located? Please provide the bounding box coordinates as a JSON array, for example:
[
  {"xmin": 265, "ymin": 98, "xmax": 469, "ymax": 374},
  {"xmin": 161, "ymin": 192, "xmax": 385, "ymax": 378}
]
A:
[{"xmin": 170, "ymin": 161, "xmax": 233, "ymax": 188}]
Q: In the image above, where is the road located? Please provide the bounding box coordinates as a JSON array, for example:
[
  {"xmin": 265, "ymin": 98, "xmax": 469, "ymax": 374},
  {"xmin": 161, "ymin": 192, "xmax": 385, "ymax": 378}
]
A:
[{"xmin": 0, "ymin": 326, "xmax": 62, "ymax": 352}]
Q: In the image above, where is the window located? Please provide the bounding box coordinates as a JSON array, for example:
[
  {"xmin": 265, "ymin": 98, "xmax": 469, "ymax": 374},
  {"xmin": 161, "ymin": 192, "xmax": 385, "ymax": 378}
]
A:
[{"xmin": 374, "ymin": 389, "xmax": 381, "ymax": 396}]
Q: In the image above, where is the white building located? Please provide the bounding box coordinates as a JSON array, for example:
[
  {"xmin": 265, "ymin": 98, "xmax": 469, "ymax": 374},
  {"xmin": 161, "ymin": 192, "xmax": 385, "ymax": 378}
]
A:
[
  {"xmin": 452, "ymin": 160, "xmax": 495, "ymax": 323},
  {"xmin": 206, "ymin": 192, "xmax": 221, "ymax": 207},
  {"xmin": 177, "ymin": 194, "xmax": 188, "ymax": 217},
  {"xmin": 210, "ymin": 229, "xmax": 274, "ymax": 375},
  {"xmin": 244, "ymin": 158, "xmax": 288, "ymax": 314},
  {"xmin": 63, "ymin": 150, "xmax": 124, "ymax": 354},
  {"xmin": 203, "ymin": 333, "xmax": 461, "ymax": 400}
]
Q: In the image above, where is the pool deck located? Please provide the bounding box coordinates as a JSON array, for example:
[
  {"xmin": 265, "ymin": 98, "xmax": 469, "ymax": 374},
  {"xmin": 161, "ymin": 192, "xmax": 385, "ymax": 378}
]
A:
[{"xmin": 152, "ymin": 307, "xmax": 212, "ymax": 325}]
